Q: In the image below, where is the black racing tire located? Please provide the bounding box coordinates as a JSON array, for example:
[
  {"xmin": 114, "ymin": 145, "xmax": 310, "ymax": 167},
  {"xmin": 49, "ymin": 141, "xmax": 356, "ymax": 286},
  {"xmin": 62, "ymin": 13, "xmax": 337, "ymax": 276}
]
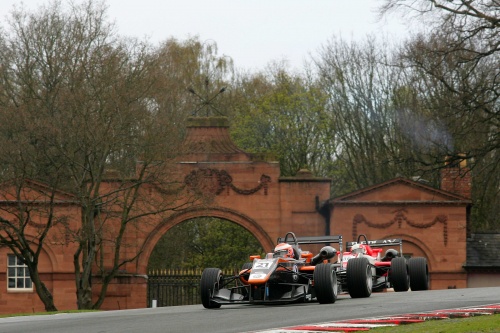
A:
[
  {"xmin": 409, "ymin": 257, "xmax": 429, "ymax": 291},
  {"xmin": 391, "ymin": 257, "xmax": 409, "ymax": 292},
  {"xmin": 313, "ymin": 263, "xmax": 338, "ymax": 304},
  {"xmin": 200, "ymin": 268, "xmax": 222, "ymax": 309},
  {"xmin": 346, "ymin": 257, "xmax": 372, "ymax": 298}
]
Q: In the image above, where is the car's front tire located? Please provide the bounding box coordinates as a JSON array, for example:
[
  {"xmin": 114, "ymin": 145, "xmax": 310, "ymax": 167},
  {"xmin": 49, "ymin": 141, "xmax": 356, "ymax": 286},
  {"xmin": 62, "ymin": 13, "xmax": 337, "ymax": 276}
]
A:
[
  {"xmin": 200, "ymin": 268, "xmax": 222, "ymax": 309},
  {"xmin": 346, "ymin": 257, "xmax": 372, "ymax": 298},
  {"xmin": 313, "ymin": 263, "xmax": 338, "ymax": 304}
]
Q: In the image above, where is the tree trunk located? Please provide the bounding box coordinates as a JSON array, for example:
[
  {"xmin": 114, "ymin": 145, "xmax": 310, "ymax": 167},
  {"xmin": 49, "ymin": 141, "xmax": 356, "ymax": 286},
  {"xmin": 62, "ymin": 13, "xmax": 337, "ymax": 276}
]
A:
[
  {"xmin": 76, "ymin": 285, "xmax": 93, "ymax": 310},
  {"xmin": 30, "ymin": 270, "xmax": 58, "ymax": 312},
  {"xmin": 74, "ymin": 242, "xmax": 95, "ymax": 310}
]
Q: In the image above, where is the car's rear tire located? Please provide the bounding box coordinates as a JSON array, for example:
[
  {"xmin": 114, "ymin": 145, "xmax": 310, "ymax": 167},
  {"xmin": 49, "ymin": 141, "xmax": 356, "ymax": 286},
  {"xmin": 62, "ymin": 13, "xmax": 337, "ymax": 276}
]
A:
[
  {"xmin": 391, "ymin": 257, "xmax": 409, "ymax": 292},
  {"xmin": 346, "ymin": 257, "xmax": 372, "ymax": 298},
  {"xmin": 408, "ymin": 257, "xmax": 429, "ymax": 291},
  {"xmin": 313, "ymin": 263, "xmax": 338, "ymax": 304},
  {"xmin": 200, "ymin": 268, "xmax": 222, "ymax": 309}
]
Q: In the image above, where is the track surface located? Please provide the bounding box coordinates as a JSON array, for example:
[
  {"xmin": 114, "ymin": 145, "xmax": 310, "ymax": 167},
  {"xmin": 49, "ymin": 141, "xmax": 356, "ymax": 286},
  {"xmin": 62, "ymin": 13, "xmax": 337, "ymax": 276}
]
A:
[{"xmin": 0, "ymin": 287, "xmax": 498, "ymax": 333}]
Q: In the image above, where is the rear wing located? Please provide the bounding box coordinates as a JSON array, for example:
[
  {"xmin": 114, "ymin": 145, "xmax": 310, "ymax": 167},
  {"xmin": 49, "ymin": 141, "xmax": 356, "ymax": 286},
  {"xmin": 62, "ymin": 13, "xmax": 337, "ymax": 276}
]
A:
[
  {"xmin": 346, "ymin": 238, "xmax": 403, "ymax": 254},
  {"xmin": 277, "ymin": 235, "xmax": 343, "ymax": 252}
]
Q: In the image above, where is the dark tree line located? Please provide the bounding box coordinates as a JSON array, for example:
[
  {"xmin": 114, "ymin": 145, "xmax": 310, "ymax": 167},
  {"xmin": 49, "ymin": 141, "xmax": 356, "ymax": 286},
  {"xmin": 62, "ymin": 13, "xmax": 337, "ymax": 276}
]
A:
[{"xmin": 148, "ymin": 217, "xmax": 263, "ymax": 271}]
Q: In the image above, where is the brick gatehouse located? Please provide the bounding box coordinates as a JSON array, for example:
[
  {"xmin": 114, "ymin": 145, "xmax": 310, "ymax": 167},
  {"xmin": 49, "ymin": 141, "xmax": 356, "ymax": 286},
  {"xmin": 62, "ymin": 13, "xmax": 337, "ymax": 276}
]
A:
[{"xmin": 0, "ymin": 116, "xmax": 472, "ymax": 313}]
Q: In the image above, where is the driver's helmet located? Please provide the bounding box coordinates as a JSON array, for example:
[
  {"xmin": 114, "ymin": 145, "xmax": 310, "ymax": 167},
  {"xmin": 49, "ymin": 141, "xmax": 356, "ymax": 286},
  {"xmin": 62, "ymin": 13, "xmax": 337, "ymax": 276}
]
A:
[
  {"xmin": 350, "ymin": 243, "xmax": 366, "ymax": 255},
  {"xmin": 274, "ymin": 243, "xmax": 294, "ymax": 258}
]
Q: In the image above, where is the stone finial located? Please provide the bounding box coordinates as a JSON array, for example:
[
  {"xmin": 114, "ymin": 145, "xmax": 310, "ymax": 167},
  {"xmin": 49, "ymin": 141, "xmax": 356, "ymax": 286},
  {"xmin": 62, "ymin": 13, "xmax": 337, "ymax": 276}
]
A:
[{"xmin": 296, "ymin": 169, "xmax": 313, "ymax": 178}]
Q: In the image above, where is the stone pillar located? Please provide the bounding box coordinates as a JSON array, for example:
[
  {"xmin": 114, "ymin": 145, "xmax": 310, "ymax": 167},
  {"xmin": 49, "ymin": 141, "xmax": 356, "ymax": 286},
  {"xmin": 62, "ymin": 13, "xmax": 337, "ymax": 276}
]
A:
[{"xmin": 440, "ymin": 155, "xmax": 471, "ymax": 198}]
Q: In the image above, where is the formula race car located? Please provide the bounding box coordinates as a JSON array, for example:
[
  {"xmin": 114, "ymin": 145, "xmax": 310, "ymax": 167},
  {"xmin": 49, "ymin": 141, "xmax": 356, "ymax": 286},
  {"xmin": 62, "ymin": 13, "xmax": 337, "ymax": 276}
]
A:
[
  {"xmin": 337, "ymin": 234, "xmax": 429, "ymax": 298},
  {"xmin": 200, "ymin": 232, "xmax": 343, "ymax": 308}
]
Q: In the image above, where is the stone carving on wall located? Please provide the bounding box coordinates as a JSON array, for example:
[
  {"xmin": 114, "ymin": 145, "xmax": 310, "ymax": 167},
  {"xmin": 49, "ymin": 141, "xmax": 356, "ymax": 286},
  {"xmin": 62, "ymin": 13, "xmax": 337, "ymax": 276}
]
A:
[
  {"xmin": 184, "ymin": 168, "xmax": 271, "ymax": 196},
  {"xmin": 352, "ymin": 208, "xmax": 448, "ymax": 245}
]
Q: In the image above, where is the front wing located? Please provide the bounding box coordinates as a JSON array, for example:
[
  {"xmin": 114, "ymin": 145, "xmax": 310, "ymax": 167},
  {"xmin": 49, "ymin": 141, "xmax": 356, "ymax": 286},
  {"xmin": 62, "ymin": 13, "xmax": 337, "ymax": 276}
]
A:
[{"xmin": 208, "ymin": 262, "xmax": 315, "ymax": 305}]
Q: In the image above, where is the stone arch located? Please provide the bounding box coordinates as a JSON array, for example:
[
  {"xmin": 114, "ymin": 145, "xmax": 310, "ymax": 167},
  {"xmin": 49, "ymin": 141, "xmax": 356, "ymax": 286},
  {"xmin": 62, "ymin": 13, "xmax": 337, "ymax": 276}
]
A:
[
  {"xmin": 36, "ymin": 243, "xmax": 56, "ymax": 273},
  {"xmin": 0, "ymin": 242, "xmax": 54, "ymax": 272},
  {"xmin": 137, "ymin": 206, "xmax": 275, "ymax": 274}
]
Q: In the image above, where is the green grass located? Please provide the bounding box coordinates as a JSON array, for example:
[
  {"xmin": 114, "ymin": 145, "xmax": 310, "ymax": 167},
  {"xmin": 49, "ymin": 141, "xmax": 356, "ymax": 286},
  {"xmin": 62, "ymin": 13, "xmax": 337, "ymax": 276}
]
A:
[
  {"xmin": 0, "ymin": 310, "xmax": 99, "ymax": 319},
  {"xmin": 371, "ymin": 314, "xmax": 500, "ymax": 333}
]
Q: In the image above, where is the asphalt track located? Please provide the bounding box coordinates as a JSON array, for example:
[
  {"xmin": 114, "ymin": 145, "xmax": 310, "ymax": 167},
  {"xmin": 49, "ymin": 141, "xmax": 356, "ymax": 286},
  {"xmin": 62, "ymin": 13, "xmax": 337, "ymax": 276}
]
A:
[{"xmin": 0, "ymin": 287, "xmax": 498, "ymax": 333}]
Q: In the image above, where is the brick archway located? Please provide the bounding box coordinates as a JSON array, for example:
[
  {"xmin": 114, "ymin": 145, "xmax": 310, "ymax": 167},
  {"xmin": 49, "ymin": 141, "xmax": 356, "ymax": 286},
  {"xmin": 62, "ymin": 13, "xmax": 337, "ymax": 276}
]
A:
[
  {"xmin": 137, "ymin": 207, "xmax": 275, "ymax": 274},
  {"xmin": 104, "ymin": 117, "xmax": 331, "ymax": 310},
  {"xmin": 138, "ymin": 116, "xmax": 331, "ymax": 255}
]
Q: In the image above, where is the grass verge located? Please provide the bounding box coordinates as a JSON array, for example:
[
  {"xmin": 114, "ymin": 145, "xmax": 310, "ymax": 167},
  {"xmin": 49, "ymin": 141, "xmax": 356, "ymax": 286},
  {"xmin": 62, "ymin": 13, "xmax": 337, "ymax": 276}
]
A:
[{"xmin": 371, "ymin": 313, "xmax": 500, "ymax": 332}]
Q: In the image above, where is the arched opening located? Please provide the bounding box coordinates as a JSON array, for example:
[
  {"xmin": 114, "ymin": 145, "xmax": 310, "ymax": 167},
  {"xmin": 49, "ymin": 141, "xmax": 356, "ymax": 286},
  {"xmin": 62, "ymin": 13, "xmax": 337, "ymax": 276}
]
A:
[
  {"xmin": 146, "ymin": 216, "xmax": 265, "ymax": 307},
  {"xmin": 148, "ymin": 216, "xmax": 264, "ymax": 271},
  {"xmin": 137, "ymin": 207, "xmax": 275, "ymax": 275}
]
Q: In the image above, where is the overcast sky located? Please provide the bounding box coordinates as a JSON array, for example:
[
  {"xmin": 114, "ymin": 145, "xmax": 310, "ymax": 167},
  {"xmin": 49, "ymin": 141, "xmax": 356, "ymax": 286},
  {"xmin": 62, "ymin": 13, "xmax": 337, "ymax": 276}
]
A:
[{"xmin": 1, "ymin": 0, "xmax": 410, "ymax": 71}]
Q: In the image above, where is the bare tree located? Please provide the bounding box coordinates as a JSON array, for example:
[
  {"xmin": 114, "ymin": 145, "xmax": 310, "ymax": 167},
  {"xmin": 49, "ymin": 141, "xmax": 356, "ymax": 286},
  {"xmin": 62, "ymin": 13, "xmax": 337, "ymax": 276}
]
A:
[
  {"xmin": 0, "ymin": 0, "xmax": 204, "ymax": 310},
  {"xmin": 0, "ymin": 178, "xmax": 69, "ymax": 312},
  {"xmin": 378, "ymin": 2, "xmax": 499, "ymax": 167},
  {"xmin": 380, "ymin": 0, "xmax": 499, "ymax": 62},
  {"xmin": 0, "ymin": 9, "xmax": 75, "ymax": 308},
  {"xmin": 378, "ymin": 1, "xmax": 499, "ymax": 230},
  {"xmin": 313, "ymin": 36, "xmax": 436, "ymax": 195},
  {"xmin": 397, "ymin": 33, "xmax": 499, "ymax": 230}
]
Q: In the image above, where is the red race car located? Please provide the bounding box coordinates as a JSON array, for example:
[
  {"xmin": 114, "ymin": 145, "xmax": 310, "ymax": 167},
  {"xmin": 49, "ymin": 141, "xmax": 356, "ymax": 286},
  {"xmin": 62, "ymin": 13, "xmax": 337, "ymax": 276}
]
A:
[{"xmin": 337, "ymin": 234, "xmax": 429, "ymax": 298}]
